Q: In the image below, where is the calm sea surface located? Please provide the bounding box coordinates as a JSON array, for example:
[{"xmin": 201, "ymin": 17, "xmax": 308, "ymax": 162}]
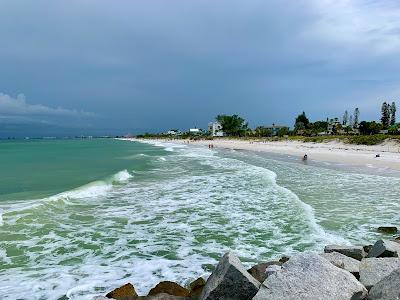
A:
[{"xmin": 0, "ymin": 139, "xmax": 399, "ymax": 299}]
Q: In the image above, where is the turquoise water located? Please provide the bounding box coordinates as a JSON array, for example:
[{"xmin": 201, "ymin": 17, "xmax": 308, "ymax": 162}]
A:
[
  {"xmin": 0, "ymin": 139, "xmax": 163, "ymax": 201},
  {"xmin": 0, "ymin": 139, "xmax": 399, "ymax": 299}
]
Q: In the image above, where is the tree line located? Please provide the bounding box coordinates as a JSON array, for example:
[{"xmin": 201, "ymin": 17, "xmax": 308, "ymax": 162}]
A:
[{"xmin": 215, "ymin": 101, "xmax": 398, "ymax": 137}]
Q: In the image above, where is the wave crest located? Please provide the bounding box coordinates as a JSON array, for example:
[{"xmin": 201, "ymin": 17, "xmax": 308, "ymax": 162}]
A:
[{"xmin": 52, "ymin": 170, "xmax": 132, "ymax": 200}]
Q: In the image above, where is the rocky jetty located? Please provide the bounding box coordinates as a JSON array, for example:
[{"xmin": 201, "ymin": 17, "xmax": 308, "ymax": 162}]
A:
[{"xmin": 94, "ymin": 237, "xmax": 400, "ymax": 300}]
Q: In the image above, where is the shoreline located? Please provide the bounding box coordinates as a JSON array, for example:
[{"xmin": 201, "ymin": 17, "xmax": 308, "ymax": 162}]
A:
[{"xmin": 121, "ymin": 138, "xmax": 400, "ymax": 172}]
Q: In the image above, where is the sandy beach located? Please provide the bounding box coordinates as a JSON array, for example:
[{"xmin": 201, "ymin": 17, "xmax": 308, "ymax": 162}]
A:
[{"xmin": 128, "ymin": 138, "xmax": 400, "ymax": 171}]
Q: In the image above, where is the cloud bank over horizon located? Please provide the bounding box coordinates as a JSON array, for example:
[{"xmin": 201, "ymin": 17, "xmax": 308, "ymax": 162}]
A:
[
  {"xmin": 0, "ymin": 93, "xmax": 94, "ymax": 119},
  {"xmin": 0, "ymin": 0, "xmax": 399, "ymax": 134}
]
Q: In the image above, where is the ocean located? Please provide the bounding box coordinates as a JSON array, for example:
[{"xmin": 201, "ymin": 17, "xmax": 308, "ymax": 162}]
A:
[{"xmin": 0, "ymin": 138, "xmax": 399, "ymax": 299}]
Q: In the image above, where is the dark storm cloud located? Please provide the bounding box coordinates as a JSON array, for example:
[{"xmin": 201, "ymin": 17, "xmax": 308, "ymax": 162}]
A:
[{"xmin": 0, "ymin": 0, "xmax": 400, "ymax": 134}]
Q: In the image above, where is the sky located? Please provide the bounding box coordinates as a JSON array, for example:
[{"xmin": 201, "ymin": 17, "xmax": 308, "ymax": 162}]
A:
[{"xmin": 1, "ymin": 0, "xmax": 400, "ymax": 136}]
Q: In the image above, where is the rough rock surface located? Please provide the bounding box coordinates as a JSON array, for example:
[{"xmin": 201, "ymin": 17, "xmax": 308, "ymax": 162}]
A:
[
  {"xmin": 148, "ymin": 281, "xmax": 190, "ymax": 297},
  {"xmin": 367, "ymin": 239, "xmax": 400, "ymax": 258},
  {"xmin": 247, "ymin": 261, "xmax": 282, "ymax": 283},
  {"xmin": 199, "ymin": 252, "xmax": 261, "ymax": 300},
  {"xmin": 368, "ymin": 268, "xmax": 400, "ymax": 300},
  {"xmin": 265, "ymin": 264, "xmax": 281, "ymax": 277},
  {"xmin": 188, "ymin": 277, "xmax": 206, "ymax": 298},
  {"xmin": 324, "ymin": 245, "xmax": 366, "ymax": 260},
  {"xmin": 106, "ymin": 283, "xmax": 138, "ymax": 300},
  {"xmin": 137, "ymin": 293, "xmax": 188, "ymax": 300},
  {"xmin": 252, "ymin": 252, "xmax": 367, "ymax": 300},
  {"xmin": 320, "ymin": 252, "xmax": 360, "ymax": 277},
  {"xmin": 359, "ymin": 257, "xmax": 400, "ymax": 289}
]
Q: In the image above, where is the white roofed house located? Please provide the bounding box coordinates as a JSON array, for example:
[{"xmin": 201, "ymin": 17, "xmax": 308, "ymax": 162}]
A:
[
  {"xmin": 189, "ymin": 128, "xmax": 203, "ymax": 135},
  {"xmin": 208, "ymin": 121, "xmax": 224, "ymax": 137},
  {"xmin": 166, "ymin": 129, "xmax": 180, "ymax": 135}
]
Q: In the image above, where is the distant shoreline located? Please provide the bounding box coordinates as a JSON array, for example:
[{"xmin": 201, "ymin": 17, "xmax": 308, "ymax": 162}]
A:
[{"xmin": 119, "ymin": 137, "xmax": 400, "ymax": 171}]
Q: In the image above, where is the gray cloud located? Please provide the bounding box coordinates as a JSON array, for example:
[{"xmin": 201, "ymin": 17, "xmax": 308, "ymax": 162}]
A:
[
  {"xmin": 0, "ymin": 93, "xmax": 94, "ymax": 117},
  {"xmin": 0, "ymin": 0, "xmax": 399, "ymax": 134}
]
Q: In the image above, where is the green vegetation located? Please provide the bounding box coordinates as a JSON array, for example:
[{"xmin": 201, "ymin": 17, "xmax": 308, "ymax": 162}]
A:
[
  {"xmin": 136, "ymin": 132, "xmax": 400, "ymax": 146},
  {"xmin": 263, "ymin": 134, "xmax": 397, "ymax": 145},
  {"xmin": 137, "ymin": 101, "xmax": 400, "ymax": 146},
  {"xmin": 216, "ymin": 114, "xmax": 248, "ymax": 136},
  {"xmin": 345, "ymin": 135, "xmax": 388, "ymax": 145}
]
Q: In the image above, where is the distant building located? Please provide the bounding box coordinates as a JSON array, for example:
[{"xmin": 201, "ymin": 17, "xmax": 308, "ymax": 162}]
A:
[
  {"xmin": 208, "ymin": 122, "xmax": 224, "ymax": 137},
  {"xmin": 264, "ymin": 124, "xmax": 287, "ymax": 136},
  {"xmin": 327, "ymin": 118, "xmax": 342, "ymax": 135},
  {"xmin": 189, "ymin": 128, "xmax": 203, "ymax": 134},
  {"xmin": 166, "ymin": 129, "xmax": 180, "ymax": 135}
]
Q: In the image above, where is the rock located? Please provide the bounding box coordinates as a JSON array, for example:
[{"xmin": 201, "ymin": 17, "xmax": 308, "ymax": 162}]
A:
[
  {"xmin": 247, "ymin": 261, "xmax": 282, "ymax": 283},
  {"xmin": 367, "ymin": 239, "xmax": 400, "ymax": 258},
  {"xmin": 265, "ymin": 264, "xmax": 281, "ymax": 277},
  {"xmin": 106, "ymin": 283, "xmax": 138, "ymax": 300},
  {"xmin": 279, "ymin": 256, "xmax": 289, "ymax": 263},
  {"xmin": 324, "ymin": 245, "xmax": 366, "ymax": 260},
  {"xmin": 320, "ymin": 252, "xmax": 360, "ymax": 278},
  {"xmin": 188, "ymin": 277, "xmax": 206, "ymax": 298},
  {"xmin": 377, "ymin": 226, "xmax": 398, "ymax": 234},
  {"xmin": 199, "ymin": 252, "xmax": 261, "ymax": 300},
  {"xmin": 148, "ymin": 281, "xmax": 190, "ymax": 297},
  {"xmin": 137, "ymin": 293, "xmax": 188, "ymax": 300},
  {"xmin": 368, "ymin": 268, "xmax": 400, "ymax": 300},
  {"xmin": 93, "ymin": 297, "xmax": 111, "ymax": 300},
  {"xmin": 363, "ymin": 245, "xmax": 373, "ymax": 254},
  {"xmin": 359, "ymin": 257, "xmax": 400, "ymax": 290},
  {"xmin": 252, "ymin": 252, "xmax": 367, "ymax": 300}
]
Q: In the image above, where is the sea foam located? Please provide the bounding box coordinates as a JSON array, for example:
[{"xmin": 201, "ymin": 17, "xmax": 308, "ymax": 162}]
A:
[
  {"xmin": 112, "ymin": 169, "xmax": 133, "ymax": 183},
  {"xmin": 2, "ymin": 142, "xmax": 400, "ymax": 300}
]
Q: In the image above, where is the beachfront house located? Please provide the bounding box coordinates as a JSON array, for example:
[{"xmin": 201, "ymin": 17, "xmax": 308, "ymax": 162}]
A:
[
  {"xmin": 208, "ymin": 121, "xmax": 224, "ymax": 137},
  {"xmin": 166, "ymin": 129, "xmax": 180, "ymax": 135},
  {"xmin": 264, "ymin": 124, "xmax": 287, "ymax": 136},
  {"xmin": 189, "ymin": 128, "xmax": 203, "ymax": 135},
  {"xmin": 327, "ymin": 118, "xmax": 343, "ymax": 135}
]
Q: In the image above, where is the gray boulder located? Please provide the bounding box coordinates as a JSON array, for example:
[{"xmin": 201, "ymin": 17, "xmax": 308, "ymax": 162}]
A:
[
  {"xmin": 324, "ymin": 245, "xmax": 366, "ymax": 260},
  {"xmin": 247, "ymin": 261, "xmax": 282, "ymax": 283},
  {"xmin": 252, "ymin": 252, "xmax": 367, "ymax": 300},
  {"xmin": 359, "ymin": 257, "xmax": 400, "ymax": 290},
  {"xmin": 199, "ymin": 252, "xmax": 261, "ymax": 300},
  {"xmin": 137, "ymin": 293, "xmax": 188, "ymax": 300},
  {"xmin": 320, "ymin": 252, "xmax": 360, "ymax": 278},
  {"xmin": 368, "ymin": 239, "xmax": 400, "ymax": 258},
  {"xmin": 265, "ymin": 265, "xmax": 281, "ymax": 277},
  {"xmin": 368, "ymin": 268, "xmax": 400, "ymax": 300}
]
